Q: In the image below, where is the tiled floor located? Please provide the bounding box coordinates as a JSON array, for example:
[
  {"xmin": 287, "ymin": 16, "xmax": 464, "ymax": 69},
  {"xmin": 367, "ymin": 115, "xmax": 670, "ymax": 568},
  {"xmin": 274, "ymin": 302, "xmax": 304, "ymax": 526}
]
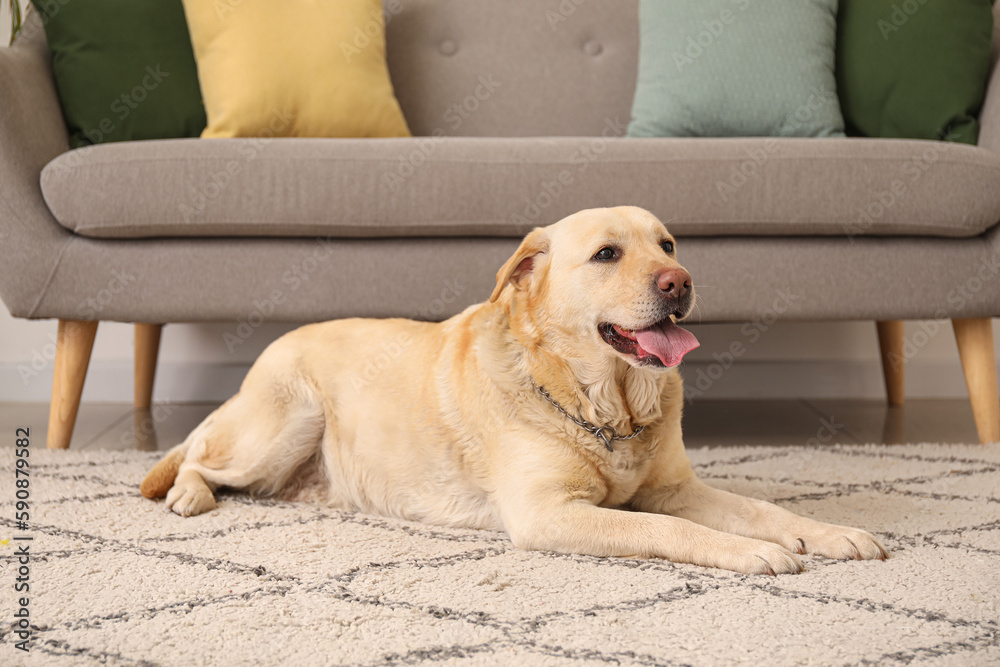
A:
[{"xmin": 0, "ymin": 398, "xmax": 982, "ymax": 450}]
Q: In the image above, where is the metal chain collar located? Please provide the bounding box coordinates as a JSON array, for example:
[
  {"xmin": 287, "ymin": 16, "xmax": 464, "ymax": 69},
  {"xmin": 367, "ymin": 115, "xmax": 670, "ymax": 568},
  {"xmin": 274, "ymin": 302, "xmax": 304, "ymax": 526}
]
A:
[{"xmin": 530, "ymin": 380, "xmax": 646, "ymax": 452}]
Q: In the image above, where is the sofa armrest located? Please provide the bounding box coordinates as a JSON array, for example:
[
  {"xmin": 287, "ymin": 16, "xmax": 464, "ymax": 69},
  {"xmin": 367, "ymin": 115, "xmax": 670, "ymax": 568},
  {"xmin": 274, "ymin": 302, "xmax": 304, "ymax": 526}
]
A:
[{"xmin": 0, "ymin": 9, "xmax": 74, "ymax": 318}]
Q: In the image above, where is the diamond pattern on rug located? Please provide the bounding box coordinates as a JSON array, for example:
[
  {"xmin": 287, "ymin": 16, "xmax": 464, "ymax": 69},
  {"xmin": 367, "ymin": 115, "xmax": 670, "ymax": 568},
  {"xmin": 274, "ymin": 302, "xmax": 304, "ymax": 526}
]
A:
[{"xmin": 0, "ymin": 444, "xmax": 998, "ymax": 666}]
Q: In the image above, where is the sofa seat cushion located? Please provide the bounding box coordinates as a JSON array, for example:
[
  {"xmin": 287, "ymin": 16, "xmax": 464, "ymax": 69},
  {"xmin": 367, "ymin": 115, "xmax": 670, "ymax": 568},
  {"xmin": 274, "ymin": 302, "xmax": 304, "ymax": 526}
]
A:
[{"xmin": 40, "ymin": 137, "xmax": 1000, "ymax": 239}]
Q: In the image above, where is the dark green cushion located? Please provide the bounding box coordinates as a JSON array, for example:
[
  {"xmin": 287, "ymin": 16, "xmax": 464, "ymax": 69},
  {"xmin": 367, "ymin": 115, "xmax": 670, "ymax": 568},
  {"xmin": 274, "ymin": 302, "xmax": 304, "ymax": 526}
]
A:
[
  {"xmin": 837, "ymin": 0, "xmax": 995, "ymax": 144},
  {"xmin": 32, "ymin": 0, "xmax": 206, "ymax": 148}
]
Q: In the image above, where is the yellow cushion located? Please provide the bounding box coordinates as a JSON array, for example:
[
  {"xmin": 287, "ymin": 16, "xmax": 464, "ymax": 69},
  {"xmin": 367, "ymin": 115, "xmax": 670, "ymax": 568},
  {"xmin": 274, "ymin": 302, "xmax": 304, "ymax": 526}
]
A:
[{"xmin": 181, "ymin": 0, "xmax": 410, "ymax": 138}]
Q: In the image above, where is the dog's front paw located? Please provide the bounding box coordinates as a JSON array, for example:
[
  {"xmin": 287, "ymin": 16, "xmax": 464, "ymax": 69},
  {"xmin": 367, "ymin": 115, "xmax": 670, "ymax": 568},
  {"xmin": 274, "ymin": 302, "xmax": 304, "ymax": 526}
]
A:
[
  {"xmin": 714, "ymin": 536, "xmax": 804, "ymax": 575},
  {"xmin": 796, "ymin": 524, "xmax": 888, "ymax": 561},
  {"xmin": 165, "ymin": 481, "xmax": 216, "ymax": 517}
]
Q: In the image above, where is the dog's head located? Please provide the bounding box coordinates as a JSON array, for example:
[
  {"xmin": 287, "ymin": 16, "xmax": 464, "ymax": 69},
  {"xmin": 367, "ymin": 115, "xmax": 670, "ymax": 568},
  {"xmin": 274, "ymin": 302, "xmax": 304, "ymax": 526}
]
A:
[{"xmin": 491, "ymin": 206, "xmax": 699, "ymax": 370}]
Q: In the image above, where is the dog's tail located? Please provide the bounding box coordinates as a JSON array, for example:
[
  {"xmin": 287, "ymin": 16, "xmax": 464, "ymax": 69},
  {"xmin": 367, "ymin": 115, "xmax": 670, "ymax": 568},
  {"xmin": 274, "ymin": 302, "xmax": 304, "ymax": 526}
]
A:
[{"xmin": 140, "ymin": 441, "xmax": 190, "ymax": 499}]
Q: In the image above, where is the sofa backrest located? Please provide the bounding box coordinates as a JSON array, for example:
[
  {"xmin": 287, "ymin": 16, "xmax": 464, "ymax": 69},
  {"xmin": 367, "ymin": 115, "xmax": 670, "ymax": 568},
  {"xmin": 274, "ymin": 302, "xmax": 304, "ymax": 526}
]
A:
[
  {"xmin": 385, "ymin": 0, "xmax": 639, "ymax": 137},
  {"xmin": 17, "ymin": 1, "xmax": 1000, "ymax": 140}
]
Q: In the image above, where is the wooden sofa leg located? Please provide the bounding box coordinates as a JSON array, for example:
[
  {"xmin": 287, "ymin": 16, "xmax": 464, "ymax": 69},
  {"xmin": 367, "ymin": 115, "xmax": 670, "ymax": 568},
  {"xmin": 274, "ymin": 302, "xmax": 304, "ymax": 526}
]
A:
[
  {"xmin": 135, "ymin": 323, "xmax": 162, "ymax": 410},
  {"xmin": 952, "ymin": 318, "xmax": 1000, "ymax": 444},
  {"xmin": 876, "ymin": 320, "xmax": 905, "ymax": 406},
  {"xmin": 47, "ymin": 319, "xmax": 99, "ymax": 449}
]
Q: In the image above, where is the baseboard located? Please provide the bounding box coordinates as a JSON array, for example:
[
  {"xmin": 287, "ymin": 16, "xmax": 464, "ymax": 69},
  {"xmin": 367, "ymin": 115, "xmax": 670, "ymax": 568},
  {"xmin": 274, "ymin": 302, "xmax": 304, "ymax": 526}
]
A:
[{"xmin": 0, "ymin": 359, "xmax": 988, "ymax": 403}]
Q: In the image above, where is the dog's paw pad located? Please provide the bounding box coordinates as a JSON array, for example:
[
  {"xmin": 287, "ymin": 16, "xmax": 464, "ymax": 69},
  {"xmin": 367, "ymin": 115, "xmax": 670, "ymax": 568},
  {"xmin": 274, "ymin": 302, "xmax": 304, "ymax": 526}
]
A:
[
  {"xmin": 165, "ymin": 484, "xmax": 216, "ymax": 517},
  {"xmin": 725, "ymin": 539, "xmax": 804, "ymax": 575},
  {"xmin": 753, "ymin": 546, "xmax": 803, "ymax": 576},
  {"xmin": 800, "ymin": 527, "xmax": 888, "ymax": 561}
]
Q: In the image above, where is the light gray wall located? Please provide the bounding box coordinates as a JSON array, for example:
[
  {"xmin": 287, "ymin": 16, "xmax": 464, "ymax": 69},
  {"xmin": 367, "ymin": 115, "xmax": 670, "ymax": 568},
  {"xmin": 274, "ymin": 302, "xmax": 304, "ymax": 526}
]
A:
[{"xmin": 1, "ymin": 3, "xmax": 12, "ymax": 46}]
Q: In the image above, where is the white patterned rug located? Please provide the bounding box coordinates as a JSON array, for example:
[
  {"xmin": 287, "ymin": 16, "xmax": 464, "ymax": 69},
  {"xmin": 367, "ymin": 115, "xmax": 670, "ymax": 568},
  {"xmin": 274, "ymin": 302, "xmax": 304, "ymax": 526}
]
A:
[{"xmin": 1, "ymin": 444, "xmax": 998, "ymax": 666}]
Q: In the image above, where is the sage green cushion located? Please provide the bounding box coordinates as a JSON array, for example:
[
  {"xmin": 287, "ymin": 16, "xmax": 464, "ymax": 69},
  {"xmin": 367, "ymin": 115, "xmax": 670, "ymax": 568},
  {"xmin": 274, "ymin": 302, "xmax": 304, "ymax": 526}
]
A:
[
  {"xmin": 628, "ymin": 0, "xmax": 844, "ymax": 138},
  {"xmin": 32, "ymin": 0, "xmax": 206, "ymax": 148},
  {"xmin": 836, "ymin": 0, "xmax": 994, "ymax": 145}
]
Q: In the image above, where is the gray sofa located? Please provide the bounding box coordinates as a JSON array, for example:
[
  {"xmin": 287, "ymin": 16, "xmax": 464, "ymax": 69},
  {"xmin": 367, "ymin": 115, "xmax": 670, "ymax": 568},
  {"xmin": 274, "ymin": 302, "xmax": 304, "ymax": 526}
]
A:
[{"xmin": 2, "ymin": 1, "xmax": 999, "ymax": 447}]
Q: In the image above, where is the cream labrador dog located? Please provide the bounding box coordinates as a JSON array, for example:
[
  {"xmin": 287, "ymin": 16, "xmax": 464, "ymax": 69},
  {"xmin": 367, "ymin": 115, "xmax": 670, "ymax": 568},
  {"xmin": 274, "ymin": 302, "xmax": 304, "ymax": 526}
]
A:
[{"xmin": 142, "ymin": 206, "xmax": 887, "ymax": 574}]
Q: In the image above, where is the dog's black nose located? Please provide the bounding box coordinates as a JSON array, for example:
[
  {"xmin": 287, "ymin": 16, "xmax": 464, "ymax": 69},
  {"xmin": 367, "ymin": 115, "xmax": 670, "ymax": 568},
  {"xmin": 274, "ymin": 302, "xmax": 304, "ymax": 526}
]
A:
[{"xmin": 656, "ymin": 269, "xmax": 691, "ymax": 299}]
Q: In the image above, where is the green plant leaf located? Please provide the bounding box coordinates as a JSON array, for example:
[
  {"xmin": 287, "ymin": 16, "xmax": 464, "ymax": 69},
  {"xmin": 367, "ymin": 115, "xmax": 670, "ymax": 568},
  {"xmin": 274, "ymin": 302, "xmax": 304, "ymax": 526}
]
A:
[{"xmin": 10, "ymin": 0, "xmax": 23, "ymax": 45}]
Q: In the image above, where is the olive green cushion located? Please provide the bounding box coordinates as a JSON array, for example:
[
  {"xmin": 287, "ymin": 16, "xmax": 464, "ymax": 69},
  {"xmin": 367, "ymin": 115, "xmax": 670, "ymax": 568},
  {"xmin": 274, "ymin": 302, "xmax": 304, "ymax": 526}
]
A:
[
  {"xmin": 32, "ymin": 0, "xmax": 206, "ymax": 148},
  {"xmin": 836, "ymin": 0, "xmax": 995, "ymax": 144},
  {"xmin": 628, "ymin": 0, "xmax": 844, "ymax": 138}
]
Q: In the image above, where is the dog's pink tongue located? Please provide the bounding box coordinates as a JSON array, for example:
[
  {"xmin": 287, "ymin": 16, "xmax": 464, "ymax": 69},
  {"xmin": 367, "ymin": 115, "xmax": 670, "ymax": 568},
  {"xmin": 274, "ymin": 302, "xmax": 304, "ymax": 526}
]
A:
[{"xmin": 634, "ymin": 320, "xmax": 700, "ymax": 367}]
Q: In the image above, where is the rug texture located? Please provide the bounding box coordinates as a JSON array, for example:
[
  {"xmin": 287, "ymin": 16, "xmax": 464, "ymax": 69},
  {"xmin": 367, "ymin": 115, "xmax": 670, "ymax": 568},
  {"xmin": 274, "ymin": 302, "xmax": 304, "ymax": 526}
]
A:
[{"xmin": 0, "ymin": 444, "xmax": 998, "ymax": 666}]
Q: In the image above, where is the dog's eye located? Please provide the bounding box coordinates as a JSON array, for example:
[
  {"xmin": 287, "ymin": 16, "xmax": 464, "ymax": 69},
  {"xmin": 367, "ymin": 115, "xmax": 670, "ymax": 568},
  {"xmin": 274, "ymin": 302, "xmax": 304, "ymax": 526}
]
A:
[
  {"xmin": 660, "ymin": 240, "xmax": 675, "ymax": 254},
  {"xmin": 592, "ymin": 247, "xmax": 617, "ymax": 261}
]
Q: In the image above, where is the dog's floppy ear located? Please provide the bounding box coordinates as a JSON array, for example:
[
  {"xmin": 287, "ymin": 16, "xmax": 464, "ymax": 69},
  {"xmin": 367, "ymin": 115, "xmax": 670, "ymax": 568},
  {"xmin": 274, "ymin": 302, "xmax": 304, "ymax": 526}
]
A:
[{"xmin": 490, "ymin": 227, "xmax": 550, "ymax": 303}]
